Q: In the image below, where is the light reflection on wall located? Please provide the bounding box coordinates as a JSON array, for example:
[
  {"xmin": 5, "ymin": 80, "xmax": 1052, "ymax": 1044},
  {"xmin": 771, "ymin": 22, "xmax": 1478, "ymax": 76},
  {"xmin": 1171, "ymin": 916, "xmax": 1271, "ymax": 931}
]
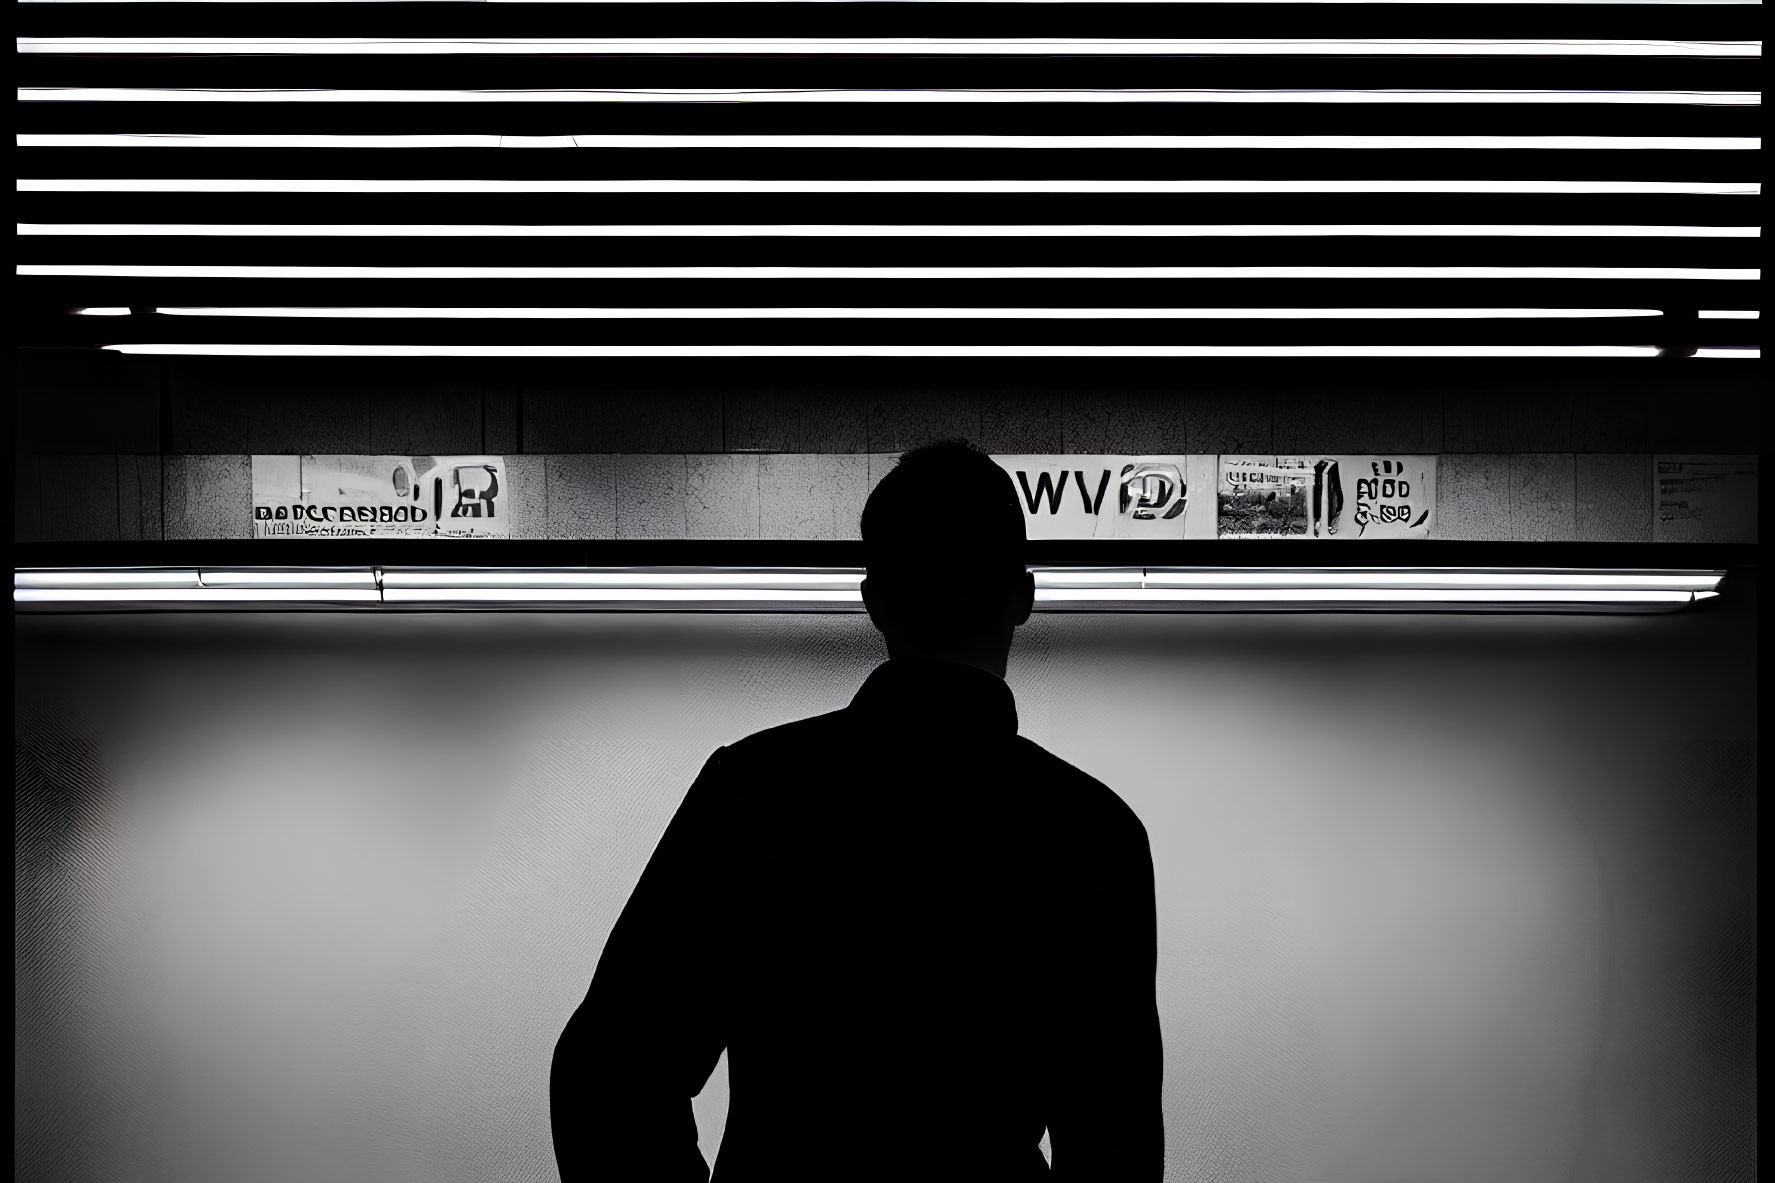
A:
[{"xmin": 13, "ymin": 589, "xmax": 1757, "ymax": 1183}]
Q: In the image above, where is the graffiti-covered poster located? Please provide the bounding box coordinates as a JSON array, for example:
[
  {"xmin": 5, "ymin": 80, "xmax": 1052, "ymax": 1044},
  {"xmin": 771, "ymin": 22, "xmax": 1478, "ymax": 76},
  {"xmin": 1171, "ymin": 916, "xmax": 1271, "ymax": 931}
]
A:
[
  {"xmin": 1218, "ymin": 455, "xmax": 1436, "ymax": 540},
  {"xmin": 1653, "ymin": 455, "xmax": 1757, "ymax": 543},
  {"xmin": 992, "ymin": 455, "xmax": 1217, "ymax": 540},
  {"xmin": 252, "ymin": 455, "xmax": 510, "ymax": 538}
]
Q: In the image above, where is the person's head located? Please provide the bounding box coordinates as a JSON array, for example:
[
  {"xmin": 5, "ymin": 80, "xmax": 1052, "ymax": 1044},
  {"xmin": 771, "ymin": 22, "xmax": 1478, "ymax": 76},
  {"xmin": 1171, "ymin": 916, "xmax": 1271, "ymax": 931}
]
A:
[{"xmin": 860, "ymin": 439, "xmax": 1034, "ymax": 677}]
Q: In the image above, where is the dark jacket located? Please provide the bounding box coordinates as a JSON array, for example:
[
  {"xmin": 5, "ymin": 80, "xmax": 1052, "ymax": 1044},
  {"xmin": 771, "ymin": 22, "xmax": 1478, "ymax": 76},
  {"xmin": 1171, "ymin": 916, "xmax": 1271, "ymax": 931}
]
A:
[{"xmin": 551, "ymin": 657, "xmax": 1163, "ymax": 1181}]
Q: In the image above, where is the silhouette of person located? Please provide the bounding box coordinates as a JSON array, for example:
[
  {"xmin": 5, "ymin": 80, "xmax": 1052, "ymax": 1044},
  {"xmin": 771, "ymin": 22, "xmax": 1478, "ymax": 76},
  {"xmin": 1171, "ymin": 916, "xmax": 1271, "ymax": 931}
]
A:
[{"xmin": 551, "ymin": 439, "xmax": 1163, "ymax": 1181}]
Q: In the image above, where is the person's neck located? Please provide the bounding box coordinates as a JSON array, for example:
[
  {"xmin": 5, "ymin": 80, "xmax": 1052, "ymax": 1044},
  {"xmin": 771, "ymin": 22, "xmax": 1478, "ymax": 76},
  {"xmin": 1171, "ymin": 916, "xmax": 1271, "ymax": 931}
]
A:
[{"xmin": 885, "ymin": 641, "xmax": 1009, "ymax": 681}]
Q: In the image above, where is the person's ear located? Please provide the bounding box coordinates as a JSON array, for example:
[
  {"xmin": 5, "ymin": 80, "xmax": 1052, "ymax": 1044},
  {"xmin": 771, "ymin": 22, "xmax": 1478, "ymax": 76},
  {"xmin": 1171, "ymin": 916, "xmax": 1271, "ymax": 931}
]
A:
[
  {"xmin": 861, "ymin": 576, "xmax": 889, "ymax": 634},
  {"xmin": 1011, "ymin": 570, "xmax": 1034, "ymax": 628}
]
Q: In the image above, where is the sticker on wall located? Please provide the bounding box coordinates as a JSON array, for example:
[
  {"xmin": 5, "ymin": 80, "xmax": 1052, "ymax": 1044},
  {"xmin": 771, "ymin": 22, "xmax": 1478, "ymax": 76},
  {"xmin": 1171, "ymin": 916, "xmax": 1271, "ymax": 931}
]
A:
[
  {"xmin": 992, "ymin": 455, "xmax": 1218, "ymax": 540},
  {"xmin": 1217, "ymin": 455, "xmax": 1436, "ymax": 539},
  {"xmin": 252, "ymin": 454, "xmax": 510, "ymax": 538},
  {"xmin": 1653, "ymin": 455, "xmax": 1757, "ymax": 543}
]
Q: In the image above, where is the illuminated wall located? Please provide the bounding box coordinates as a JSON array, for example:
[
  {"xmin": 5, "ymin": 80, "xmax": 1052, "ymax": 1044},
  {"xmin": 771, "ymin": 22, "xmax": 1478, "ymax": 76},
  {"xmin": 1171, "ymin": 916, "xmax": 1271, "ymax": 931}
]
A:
[
  {"xmin": 14, "ymin": 590, "xmax": 1756, "ymax": 1183},
  {"xmin": 14, "ymin": 355, "xmax": 1762, "ymax": 545}
]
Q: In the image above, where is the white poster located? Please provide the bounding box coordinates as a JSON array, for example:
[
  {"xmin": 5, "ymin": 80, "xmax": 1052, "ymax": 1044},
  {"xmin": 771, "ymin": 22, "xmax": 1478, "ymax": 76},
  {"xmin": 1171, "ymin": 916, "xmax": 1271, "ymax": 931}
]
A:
[
  {"xmin": 992, "ymin": 455, "xmax": 1217, "ymax": 540},
  {"xmin": 1217, "ymin": 455, "xmax": 1436, "ymax": 540},
  {"xmin": 1653, "ymin": 455, "xmax": 1757, "ymax": 543},
  {"xmin": 252, "ymin": 455, "xmax": 511, "ymax": 539}
]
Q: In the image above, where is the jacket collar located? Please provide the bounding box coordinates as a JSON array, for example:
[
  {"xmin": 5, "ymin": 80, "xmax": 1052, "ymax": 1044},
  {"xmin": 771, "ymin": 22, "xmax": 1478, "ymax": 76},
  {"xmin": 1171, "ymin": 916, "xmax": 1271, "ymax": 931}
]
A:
[{"xmin": 849, "ymin": 658, "xmax": 1020, "ymax": 737}]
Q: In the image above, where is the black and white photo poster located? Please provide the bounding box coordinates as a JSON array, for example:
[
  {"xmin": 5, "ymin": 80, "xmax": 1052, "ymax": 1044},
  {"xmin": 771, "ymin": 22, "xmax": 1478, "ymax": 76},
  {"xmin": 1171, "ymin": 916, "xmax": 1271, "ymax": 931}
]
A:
[
  {"xmin": 252, "ymin": 455, "xmax": 511, "ymax": 538},
  {"xmin": 1217, "ymin": 455, "xmax": 1437, "ymax": 540}
]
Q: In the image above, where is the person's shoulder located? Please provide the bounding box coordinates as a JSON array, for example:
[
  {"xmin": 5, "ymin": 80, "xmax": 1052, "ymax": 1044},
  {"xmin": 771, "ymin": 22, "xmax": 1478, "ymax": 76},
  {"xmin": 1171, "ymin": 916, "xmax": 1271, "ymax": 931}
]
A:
[
  {"xmin": 712, "ymin": 708, "xmax": 854, "ymax": 769},
  {"xmin": 1009, "ymin": 734, "xmax": 1150, "ymax": 844}
]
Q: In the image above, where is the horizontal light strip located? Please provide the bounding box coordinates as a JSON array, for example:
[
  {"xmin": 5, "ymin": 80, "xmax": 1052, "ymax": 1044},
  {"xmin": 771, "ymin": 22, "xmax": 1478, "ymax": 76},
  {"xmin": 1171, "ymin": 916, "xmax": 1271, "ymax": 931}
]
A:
[
  {"xmin": 12, "ymin": 0, "xmax": 1768, "ymax": 5},
  {"xmin": 385, "ymin": 570, "xmax": 862, "ymax": 589},
  {"xmin": 21, "ymin": 179, "xmax": 1761, "ymax": 196},
  {"xmin": 15, "ymin": 569, "xmax": 1725, "ymax": 593},
  {"xmin": 1035, "ymin": 587, "xmax": 1702, "ymax": 605},
  {"xmin": 382, "ymin": 588, "xmax": 861, "ymax": 605},
  {"xmin": 11, "ymin": 0, "xmax": 1766, "ymax": 5},
  {"xmin": 7, "ymin": 586, "xmax": 858, "ymax": 607},
  {"xmin": 15, "ymin": 567, "xmax": 1724, "ymax": 614},
  {"xmin": 1699, "ymin": 308, "xmax": 1761, "ymax": 317},
  {"xmin": 18, "ymin": 133, "xmax": 1760, "ymax": 150},
  {"xmin": 21, "ymin": 223, "xmax": 1760, "ymax": 238},
  {"xmin": 10, "ymin": 570, "xmax": 377, "ymax": 591},
  {"xmin": 15, "ymin": 588, "xmax": 382, "ymax": 603},
  {"xmin": 16, "ymin": 87, "xmax": 1765, "ymax": 105},
  {"xmin": 382, "ymin": 587, "xmax": 1700, "ymax": 605},
  {"xmin": 1035, "ymin": 570, "xmax": 1146, "ymax": 589},
  {"xmin": 199, "ymin": 570, "xmax": 378, "ymax": 588},
  {"xmin": 130, "ymin": 306, "xmax": 1670, "ymax": 319},
  {"xmin": 96, "ymin": 343, "xmax": 1676, "ymax": 356},
  {"xmin": 29, "ymin": 264, "xmax": 1758, "ymax": 278},
  {"xmin": 1136, "ymin": 571, "xmax": 1723, "ymax": 590},
  {"xmin": 13, "ymin": 569, "xmax": 200, "ymax": 588},
  {"xmin": 15, "ymin": 39, "xmax": 1763, "ymax": 56},
  {"xmin": 1693, "ymin": 346, "xmax": 1761, "ymax": 356},
  {"xmin": 383, "ymin": 570, "xmax": 1723, "ymax": 592}
]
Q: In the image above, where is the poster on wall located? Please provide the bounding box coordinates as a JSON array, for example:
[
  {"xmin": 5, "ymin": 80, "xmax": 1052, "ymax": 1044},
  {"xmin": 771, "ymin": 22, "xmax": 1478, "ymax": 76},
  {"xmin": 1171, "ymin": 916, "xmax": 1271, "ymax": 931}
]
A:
[
  {"xmin": 252, "ymin": 455, "xmax": 511, "ymax": 538},
  {"xmin": 1217, "ymin": 455, "xmax": 1436, "ymax": 540},
  {"xmin": 992, "ymin": 455, "xmax": 1218, "ymax": 540},
  {"xmin": 1653, "ymin": 455, "xmax": 1757, "ymax": 543}
]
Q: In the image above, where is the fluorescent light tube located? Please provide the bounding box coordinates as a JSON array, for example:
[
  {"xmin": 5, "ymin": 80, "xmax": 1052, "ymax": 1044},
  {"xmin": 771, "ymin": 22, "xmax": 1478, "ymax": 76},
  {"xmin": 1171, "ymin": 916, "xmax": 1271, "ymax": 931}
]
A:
[
  {"xmin": 15, "ymin": 567, "xmax": 1725, "ymax": 613},
  {"xmin": 18, "ymin": 133, "xmax": 1760, "ymax": 149},
  {"xmin": 1139, "ymin": 570, "xmax": 1723, "ymax": 591},
  {"xmin": 94, "ymin": 344, "xmax": 1674, "ymax": 357},
  {"xmin": 15, "ymin": 38, "xmax": 1761, "ymax": 56},
  {"xmin": 198, "ymin": 570, "xmax": 379, "ymax": 589},
  {"xmin": 20, "ymin": 180, "xmax": 1761, "ymax": 196},
  {"xmin": 31, "ymin": 265, "xmax": 1758, "ymax": 280},
  {"xmin": 380, "ymin": 587, "xmax": 862, "ymax": 606},
  {"xmin": 1697, "ymin": 309, "xmax": 1760, "ymax": 318},
  {"xmin": 1033, "ymin": 570, "xmax": 1147, "ymax": 589},
  {"xmin": 137, "ymin": 307, "xmax": 1669, "ymax": 319},
  {"xmin": 1693, "ymin": 347, "xmax": 1761, "ymax": 357},
  {"xmin": 381, "ymin": 570, "xmax": 862, "ymax": 590},
  {"xmin": 16, "ymin": 87, "xmax": 1764, "ymax": 105},
  {"xmin": 14, "ymin": 588, "xmax": 380, "ymax": 603},
  {"xmin": 22, "ymin": 223, "xmax": 1759, "ymax": 237},
  {"xmin": 1033, "ymin": 587, "xmax": 1701, "ymax": 607},
  {"xmin": 10, "ymin": 1, "xmax": 1769, "ymax": 6},
  {"xmin": 14, "ymin": 569, "xmax": 200, "ymax": 588},
  {"xmin": 11, "ymin": 586, "xmax": 1708, "ymax": 612}
]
